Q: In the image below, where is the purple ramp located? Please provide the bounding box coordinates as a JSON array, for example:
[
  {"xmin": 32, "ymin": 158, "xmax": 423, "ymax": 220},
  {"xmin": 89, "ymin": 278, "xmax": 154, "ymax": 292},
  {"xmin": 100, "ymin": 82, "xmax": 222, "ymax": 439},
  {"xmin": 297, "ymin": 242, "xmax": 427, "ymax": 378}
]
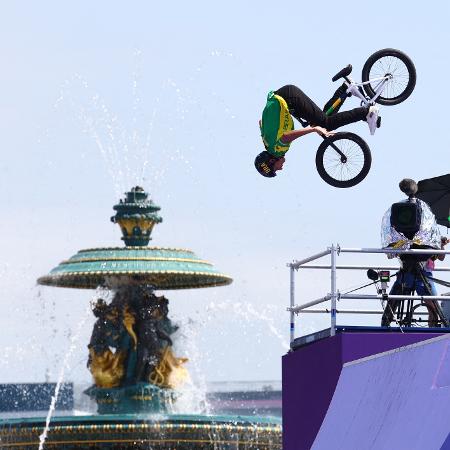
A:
[
  {"xmin": 282, "ymin": 330, "xmax": 445, "ymax": 450},
  {"xmin": 312, "ymin": 334, "xmax": 450, "ymax": 450}
]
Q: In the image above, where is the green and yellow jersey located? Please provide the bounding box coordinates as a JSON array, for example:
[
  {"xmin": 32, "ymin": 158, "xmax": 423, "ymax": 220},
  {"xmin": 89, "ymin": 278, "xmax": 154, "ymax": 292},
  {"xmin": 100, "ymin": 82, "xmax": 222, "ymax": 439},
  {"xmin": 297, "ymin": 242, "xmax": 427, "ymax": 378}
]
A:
[{"xmin": 260, "ymin": 91, "xmax": 294, "ymax": 157}]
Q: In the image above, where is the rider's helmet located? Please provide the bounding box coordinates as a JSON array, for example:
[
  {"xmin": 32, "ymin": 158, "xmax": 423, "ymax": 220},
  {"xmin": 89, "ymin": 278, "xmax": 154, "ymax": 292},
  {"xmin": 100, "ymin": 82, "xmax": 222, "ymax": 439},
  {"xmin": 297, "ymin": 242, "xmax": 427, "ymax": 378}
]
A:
[{"xmin": 254, "ymin": 151, "xmax": 278, "ymax": 178}]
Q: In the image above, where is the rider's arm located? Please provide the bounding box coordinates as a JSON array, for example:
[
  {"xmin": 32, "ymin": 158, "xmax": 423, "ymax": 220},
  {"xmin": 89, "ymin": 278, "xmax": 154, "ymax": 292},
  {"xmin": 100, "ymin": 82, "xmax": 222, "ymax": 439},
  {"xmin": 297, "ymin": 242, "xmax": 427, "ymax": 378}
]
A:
[{"xmin": 280, "ymin": 126, "xmax": 333, "ymax": 144}]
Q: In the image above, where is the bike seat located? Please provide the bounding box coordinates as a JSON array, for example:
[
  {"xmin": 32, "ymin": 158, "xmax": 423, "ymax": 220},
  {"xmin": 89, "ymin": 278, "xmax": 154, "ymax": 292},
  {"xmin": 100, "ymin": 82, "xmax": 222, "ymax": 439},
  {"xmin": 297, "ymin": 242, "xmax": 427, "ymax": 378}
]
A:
[{"xmin": 332, "ymin": 64, "xmax": 352, "ymax": 82}]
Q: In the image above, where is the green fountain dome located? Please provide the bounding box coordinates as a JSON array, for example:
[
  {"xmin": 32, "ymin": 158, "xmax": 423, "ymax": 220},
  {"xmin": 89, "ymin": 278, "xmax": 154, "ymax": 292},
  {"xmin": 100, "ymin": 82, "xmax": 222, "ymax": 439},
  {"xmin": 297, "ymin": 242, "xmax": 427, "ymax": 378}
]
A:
[{"xmin": 37, "ymin": 187, "xmax": 232, "ymax": 290}]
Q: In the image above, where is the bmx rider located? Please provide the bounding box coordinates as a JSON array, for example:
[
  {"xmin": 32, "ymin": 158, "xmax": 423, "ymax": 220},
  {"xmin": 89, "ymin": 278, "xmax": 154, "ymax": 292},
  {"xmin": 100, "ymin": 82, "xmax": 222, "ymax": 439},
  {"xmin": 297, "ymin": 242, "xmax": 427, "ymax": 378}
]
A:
[{"xmin": 255, "ymin": 84, "xmax": 379, "ymax": 178}]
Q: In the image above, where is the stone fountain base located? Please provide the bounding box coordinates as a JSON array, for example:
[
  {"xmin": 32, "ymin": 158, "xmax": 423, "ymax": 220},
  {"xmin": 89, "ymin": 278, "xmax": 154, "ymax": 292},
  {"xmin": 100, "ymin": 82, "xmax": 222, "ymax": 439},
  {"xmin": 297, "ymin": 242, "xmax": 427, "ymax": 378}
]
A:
[
  {"xmin": 0, "ymin": 414, "xmax": 282, "ymax": 449},
  {"xmin": 84, "ymin": 383, "xmax": 177, "ymax": 415}
]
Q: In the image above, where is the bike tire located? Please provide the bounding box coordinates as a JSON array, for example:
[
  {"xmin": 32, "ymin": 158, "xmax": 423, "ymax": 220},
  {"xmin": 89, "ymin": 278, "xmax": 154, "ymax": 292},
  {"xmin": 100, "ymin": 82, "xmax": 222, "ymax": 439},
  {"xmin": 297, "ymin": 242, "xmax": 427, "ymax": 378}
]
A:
[
  {"xmin": 361, "ymin": 48, "xmax": 416, "ymax": 106},
  {"xmin": 315, "ymin": 132, "xmax": 372, "ymax": 188}
]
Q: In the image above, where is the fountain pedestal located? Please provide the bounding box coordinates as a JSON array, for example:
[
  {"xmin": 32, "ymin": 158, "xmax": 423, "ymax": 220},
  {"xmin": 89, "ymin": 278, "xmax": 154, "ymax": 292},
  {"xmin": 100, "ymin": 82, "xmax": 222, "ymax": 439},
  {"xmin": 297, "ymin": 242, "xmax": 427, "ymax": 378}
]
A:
[{"xmin": 84, "ymin": 383, "xmax": 176, "ymax": 415}]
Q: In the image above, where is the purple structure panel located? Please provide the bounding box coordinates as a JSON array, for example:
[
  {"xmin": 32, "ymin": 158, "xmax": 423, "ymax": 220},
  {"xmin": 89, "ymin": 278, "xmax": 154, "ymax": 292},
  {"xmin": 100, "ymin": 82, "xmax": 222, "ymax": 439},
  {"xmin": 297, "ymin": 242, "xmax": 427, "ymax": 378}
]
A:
[
  {"xmin": 282, "ymin": 330, "xmax": 446, "ymax": 450},
  {"xmin": 312, "ymin": 335, "xmax": 450, "ymax": 450},
  {"xmin": 282, "ymin": 334, "xmax": 342, "ymax": 450},
  {"xmin": 282, "ymin": 335, "xmax": 342, "ymax": 450}
]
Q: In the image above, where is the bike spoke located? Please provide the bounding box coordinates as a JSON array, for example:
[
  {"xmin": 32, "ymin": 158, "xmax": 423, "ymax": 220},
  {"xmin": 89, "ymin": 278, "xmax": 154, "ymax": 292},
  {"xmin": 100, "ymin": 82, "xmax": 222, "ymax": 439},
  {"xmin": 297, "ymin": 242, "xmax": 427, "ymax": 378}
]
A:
[
  {"xmin": 369, "ymin": 55, "xmax": 410, "ymax": 100},
  {"xmin": 322, "ymin": 139, "xmax": 365, "ymax": 181}
]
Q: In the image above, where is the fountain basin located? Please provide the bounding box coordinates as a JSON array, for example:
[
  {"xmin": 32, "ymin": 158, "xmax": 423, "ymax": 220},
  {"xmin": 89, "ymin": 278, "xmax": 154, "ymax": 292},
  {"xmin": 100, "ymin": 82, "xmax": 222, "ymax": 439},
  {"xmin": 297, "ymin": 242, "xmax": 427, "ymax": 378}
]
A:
[
  {"xmin": 0, "ymin": 414, "xmax": 282, "ymax": 449},
  {"xmin": 37, "ymin": 246, "xmax": 232, "ymax": 290}
]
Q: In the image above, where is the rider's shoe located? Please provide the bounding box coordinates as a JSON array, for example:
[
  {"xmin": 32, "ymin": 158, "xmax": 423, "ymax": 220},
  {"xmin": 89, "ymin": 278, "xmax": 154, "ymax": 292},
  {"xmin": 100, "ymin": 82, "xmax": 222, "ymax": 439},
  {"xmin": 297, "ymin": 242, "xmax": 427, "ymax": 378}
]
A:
[{"xmin": 366, "ymin": 105, "xmax": 380, "ymax": 135}]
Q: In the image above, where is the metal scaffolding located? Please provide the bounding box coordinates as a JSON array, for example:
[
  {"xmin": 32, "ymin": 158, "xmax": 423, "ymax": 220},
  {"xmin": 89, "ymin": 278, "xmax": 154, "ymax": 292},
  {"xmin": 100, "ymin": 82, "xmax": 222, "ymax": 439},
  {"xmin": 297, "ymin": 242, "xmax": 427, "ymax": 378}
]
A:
[{"xmin": 287, "ymin": 246, "xmax": 450, "ymax": 343}]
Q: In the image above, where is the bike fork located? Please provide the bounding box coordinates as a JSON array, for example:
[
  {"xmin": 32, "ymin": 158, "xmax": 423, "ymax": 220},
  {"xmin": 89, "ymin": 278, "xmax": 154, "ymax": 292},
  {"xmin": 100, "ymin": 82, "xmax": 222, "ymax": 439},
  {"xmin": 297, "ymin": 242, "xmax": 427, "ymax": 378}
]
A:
[{"xmin": 325, "ymin": 137, "xmax": 347, "ymax": 163}]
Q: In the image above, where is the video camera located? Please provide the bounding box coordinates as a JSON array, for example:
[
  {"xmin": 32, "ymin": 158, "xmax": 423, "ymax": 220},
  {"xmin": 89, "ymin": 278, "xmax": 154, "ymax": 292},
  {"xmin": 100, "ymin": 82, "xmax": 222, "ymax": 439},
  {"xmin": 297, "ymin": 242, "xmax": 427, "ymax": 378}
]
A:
[
  {"xmin": 367, "ymin": 269, "xmax": 390, "ymax": 297},
  {"xmin": 390, "ymin": 201, "xmax": 421, "ymax": 240},
  {"xmin": 390, "ymin": 198, "xmax": 430, "ymax": 269},
  {"xmin": 381, "ymin": 179, "xmax": 442, "ymax": 269}
]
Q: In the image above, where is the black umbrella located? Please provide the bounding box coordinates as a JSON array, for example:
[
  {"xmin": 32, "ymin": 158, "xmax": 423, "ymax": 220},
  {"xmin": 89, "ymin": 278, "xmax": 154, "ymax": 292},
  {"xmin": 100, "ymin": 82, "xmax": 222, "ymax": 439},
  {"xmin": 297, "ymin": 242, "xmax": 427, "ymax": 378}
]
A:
[{"xmin": 417, "ymin": 173, "xmax": 450, "ymax": 228}]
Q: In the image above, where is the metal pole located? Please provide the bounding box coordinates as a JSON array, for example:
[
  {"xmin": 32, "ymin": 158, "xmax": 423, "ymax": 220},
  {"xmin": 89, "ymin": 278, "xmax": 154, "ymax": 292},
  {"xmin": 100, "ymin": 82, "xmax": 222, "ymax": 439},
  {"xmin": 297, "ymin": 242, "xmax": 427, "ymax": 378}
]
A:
[
  {"xmin": 288, "ymin": 294, "xmax": 332, "ymax": 313},
  {"xmin": 290, "ymin": 265, "xmax": 295, "ymax": 345},
  {"xmin": 339, "ymin": 247, "xmax": 450, "ymax": 256},
  {"xmin": 298, "ymin": 309, "xmax": 429, "ymax": 315},
  {"xmin": 290, "ymin": 249, "xmax": 331, "ymax": 269},
  {"xmin": 340, "ymin": 293, "xmax": 450, "ymax": 301},
  {"xmin": 330, "ymin": 244, "xmax": 337, "ymax": 336},
  {"xmin": 296, "ymin": 264, "xmax": 450, "ymax": 272}
]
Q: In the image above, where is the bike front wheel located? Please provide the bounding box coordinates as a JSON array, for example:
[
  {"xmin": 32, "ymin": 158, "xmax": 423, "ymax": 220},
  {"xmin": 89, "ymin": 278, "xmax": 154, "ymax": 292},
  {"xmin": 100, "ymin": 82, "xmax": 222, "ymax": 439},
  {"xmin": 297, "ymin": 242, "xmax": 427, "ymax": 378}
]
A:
[
  {"xmin": 362, "ymin": 48, "xmax": 416, "ymax": 106},
  {"xmin": 315, "ymin": 132, "xmax": 372, "ymax": 188}
]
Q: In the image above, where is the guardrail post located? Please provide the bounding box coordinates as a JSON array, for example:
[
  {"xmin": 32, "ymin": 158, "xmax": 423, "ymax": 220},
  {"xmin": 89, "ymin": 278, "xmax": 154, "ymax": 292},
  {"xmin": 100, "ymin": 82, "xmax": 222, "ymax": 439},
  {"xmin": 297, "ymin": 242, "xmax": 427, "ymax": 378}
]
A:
[
  {"xmin": 330, "ymin": 244, "xmax": 338, "ymax": 336},
  {"xmin": 290, "ymin": 265, "xmax": 295, "ymax": 346}
]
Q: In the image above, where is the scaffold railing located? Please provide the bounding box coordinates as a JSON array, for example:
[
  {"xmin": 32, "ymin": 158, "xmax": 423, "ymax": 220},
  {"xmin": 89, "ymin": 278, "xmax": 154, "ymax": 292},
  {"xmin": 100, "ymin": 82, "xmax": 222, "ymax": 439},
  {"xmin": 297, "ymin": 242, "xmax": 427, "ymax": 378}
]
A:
[{"xmin": 287, "ymin": 245, "xmax": 450, "ymax": 344}]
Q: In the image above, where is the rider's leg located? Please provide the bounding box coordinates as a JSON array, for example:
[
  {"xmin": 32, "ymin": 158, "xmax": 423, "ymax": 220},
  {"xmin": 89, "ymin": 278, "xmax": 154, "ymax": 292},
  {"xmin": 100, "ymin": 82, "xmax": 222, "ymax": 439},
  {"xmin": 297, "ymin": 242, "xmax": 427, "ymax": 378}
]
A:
[
  {"xmin": 323, "ymin": 83, "xmax": 348, "ymax": 115},
  {"xmin": 323, "ymin": 107, "xmax": 368, "ymax": 130},
  {"xmin": 275, "ymin": 84, "xmax": 368, "ymax": 131},
  {"xmin": 275, "ymin": 85, "xmax": 326, "ymax": 124}
]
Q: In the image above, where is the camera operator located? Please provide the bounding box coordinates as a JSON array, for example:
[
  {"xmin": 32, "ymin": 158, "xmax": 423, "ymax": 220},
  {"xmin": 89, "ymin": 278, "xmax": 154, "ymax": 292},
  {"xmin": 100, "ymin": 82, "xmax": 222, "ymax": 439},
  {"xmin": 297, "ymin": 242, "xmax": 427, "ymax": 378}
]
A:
[{"xmin": 380, "ymin": 179, "xmax": 444, "ymax": 327}]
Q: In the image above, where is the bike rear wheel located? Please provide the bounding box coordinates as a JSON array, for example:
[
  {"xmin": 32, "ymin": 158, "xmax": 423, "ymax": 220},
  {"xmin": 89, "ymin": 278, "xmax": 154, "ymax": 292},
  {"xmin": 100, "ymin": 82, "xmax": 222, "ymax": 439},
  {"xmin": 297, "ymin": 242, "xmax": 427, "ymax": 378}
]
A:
[
  {"xmin": 362, "ymin": 48, "xmax": 416, "ymax": 106},
  {"xmin": 316, "ymin": 132, "xmax": 371, "ymax": 188}
]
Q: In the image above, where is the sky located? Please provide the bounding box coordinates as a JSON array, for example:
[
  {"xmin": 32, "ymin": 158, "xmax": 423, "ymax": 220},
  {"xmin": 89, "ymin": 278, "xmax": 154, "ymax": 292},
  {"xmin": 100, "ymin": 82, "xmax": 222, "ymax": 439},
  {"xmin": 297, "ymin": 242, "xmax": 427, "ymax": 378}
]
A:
[{"xmin": 0, "ymin": 1, "xmax": 449, "ymax": 388}]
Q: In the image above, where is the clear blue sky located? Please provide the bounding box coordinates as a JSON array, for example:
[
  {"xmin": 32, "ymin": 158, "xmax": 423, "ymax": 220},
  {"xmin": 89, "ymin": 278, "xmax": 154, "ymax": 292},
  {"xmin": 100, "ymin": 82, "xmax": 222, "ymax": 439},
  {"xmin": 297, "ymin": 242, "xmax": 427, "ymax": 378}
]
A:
[{"xmin": 1, "ymin": 1, "xmax": 449, "ymax": 385}]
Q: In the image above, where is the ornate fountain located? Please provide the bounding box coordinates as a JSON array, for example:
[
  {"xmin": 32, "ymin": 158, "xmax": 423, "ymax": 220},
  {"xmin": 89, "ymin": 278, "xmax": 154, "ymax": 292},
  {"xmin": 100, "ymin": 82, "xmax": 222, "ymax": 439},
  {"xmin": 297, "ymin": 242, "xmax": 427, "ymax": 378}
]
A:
[{"xmin": 0, "ymin": 187, "xmax": 281, "ymax": 449}]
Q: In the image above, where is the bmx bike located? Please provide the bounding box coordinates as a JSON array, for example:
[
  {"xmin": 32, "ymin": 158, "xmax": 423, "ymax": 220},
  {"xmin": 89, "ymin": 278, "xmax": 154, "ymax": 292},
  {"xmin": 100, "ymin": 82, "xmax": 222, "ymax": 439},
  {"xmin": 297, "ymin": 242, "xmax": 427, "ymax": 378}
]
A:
[{"xmin": 312, "ymin": 48, "xmax": 416, "ymax": 188}]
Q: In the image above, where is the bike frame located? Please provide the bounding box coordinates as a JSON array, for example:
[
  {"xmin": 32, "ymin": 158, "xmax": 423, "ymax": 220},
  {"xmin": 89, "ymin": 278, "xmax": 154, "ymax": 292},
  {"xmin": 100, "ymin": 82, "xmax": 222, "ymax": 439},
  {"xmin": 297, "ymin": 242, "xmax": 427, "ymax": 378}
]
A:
[
  {"xmin": 322, "ymin": 73, "xmax": 391, "ymax": 160},
  {"xmin": 310, "ymin": 72, "xmax": 392, "ymax": 163},
  {"xmin": 345, "ymin": 74, "xmax": 393, "ymax": 106},
  {"xmin": 323, "ymin": 73, "xmax": 391, "ymax": 124}
]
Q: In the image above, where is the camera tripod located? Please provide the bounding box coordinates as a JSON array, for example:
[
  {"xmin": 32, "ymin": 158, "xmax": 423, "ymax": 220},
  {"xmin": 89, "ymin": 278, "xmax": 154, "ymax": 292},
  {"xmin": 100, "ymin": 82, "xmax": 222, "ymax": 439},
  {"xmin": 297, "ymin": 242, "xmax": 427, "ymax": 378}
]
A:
[{"xmin": 381, "ymin": 261, "xmax": 449, "ymax": 328}]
